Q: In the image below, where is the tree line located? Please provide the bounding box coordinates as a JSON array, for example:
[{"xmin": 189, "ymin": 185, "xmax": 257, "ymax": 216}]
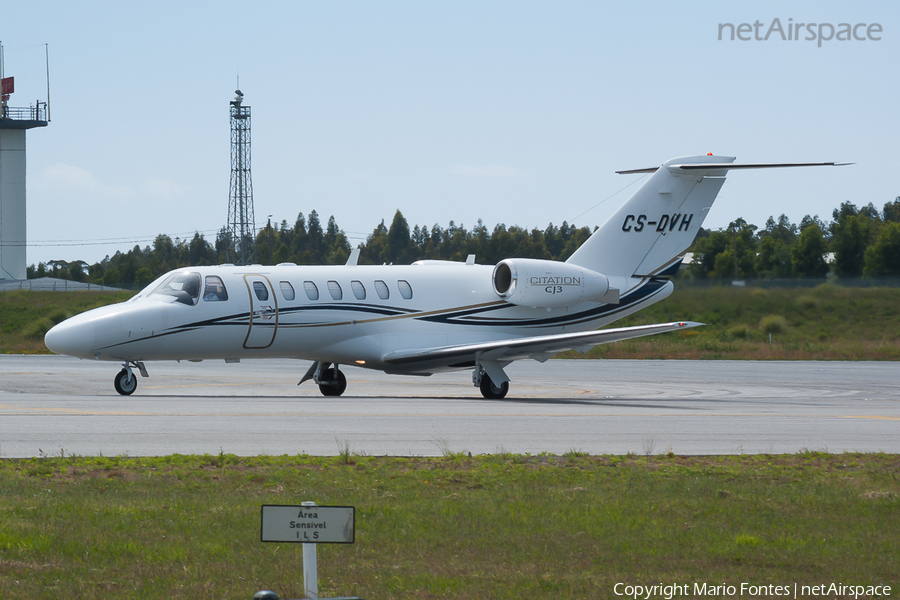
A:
[
  {"xmin": 688, "ymin": 198, "xmax": 900, "ymax": 280},
  {"xmin": 27, "ymin": 210, "xmax": 593, "ymax": 288},
  {"xmin": 27, "ymin": 197, "xmax": 900, "ymax": 288}
]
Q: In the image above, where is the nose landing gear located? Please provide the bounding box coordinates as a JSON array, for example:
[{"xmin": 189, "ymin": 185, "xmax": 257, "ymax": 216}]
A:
[
  {"xmin": 114, "ymin": 369, "xmax": 137, "ymax": 395},
  {"xmin": 113, "ymin": 361, "xmax": 148, "ymax": 396}
]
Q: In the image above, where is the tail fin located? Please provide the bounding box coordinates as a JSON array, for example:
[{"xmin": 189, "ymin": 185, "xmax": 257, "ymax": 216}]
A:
[{"xmin": 566, "ymin": 155, "xmax": 845, "ymax": 277}]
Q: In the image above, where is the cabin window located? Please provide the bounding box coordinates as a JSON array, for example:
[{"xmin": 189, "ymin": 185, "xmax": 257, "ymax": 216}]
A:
[
  {"xmin": 203, "ymin": 275, "xmax": 228, "ymax": 301},
  {"xmin": 149, "ymin": 271, "xmax": 201, "ymax": 306},
  {"xmin": 374, "ymin": 280, "xmax": 390, "ymax": 300},
  {"xmin": 327, "ymin": 280, "xmax": 343, "ymax": 300},
  {"xmin": 303, "ymin": 281, "xmax": 319, "ymax": 301},
  {"xmin": 351, "ymin": 280, "xmax": 366, "ymax": 300},
  {"xmin": 398, "ymin": 280, "xmax": 413, "ymax": 300},
  {"xmin": 253, "ymin": 281, "xmax": 269, "ymax": 301},
  {"xmin": 280, "ymin": 281, "xmax": 295, "ymax": 301}
]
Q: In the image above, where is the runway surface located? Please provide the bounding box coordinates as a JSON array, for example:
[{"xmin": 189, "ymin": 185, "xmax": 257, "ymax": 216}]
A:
[{"xmin": 0, "ymin": 355, "xmax": 897, "ymax": 457}]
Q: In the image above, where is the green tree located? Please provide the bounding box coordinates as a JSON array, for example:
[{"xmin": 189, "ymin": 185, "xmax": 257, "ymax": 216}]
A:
[
  {"xmin": 883, "ymin": 197, "xmax": 900, "ymax": 223},
  {"xmin": 689, "ymin": 220, "xmax": 756, "ymax": 279},
  {"xmin": 306, "ymin": 210, "xmax": 325, "ymax": 263},
  {"xmin": 324, "ymin": 216, "xmax": 350, "ymax": 264},
  {"xmin": 255, "ymin": 224, "xmax": 275, "ymax": 266},
  {"xmin": 385, "ymin": 210, "xmax": 414, "ymax": 264},
  {"xmin": 756, "ymin": 236, "xmax": 793, "ymax": 278},
  {"xmin": 134, "ymin": 267, "xmax": 154, "ymax": 287},
  {"xmin": 831, "ymin": 214, "xmax": 873, "ymax": 277},
  {"xmin": 799, "ymin": 214, "xmax": 828, "ymax": 239},
  {"xmin": 791, "ymin": 224, "xmax": 829, "ymax": 278},
  {"xmin": 153, "ymin": 234, "xmax": 177, "ymax": 271},
  {"xmin": 759, "ymin": 214, "xmax": 797, "ymax": 245},
  {"xmin": 689, "ymin": 230, "xmax": 730, "ymax": 279},
  {"xmin": 831, "ymin": 201, "xmax": 859, "ymax": 231},
  {"xmin": 859, "ymin": 202, "xmax": 880, "ymax": 220},
  {"xmin": 188, "ymin": 232, "xmax": 215, "ymax": 265},
  {"xmin": 362, "ymin": 220, "xmax": 389, "ymax": 264},
  {"xmin": 863, "ymin": 222, "xmax": 900, "ymax": 277},
  {"xmin": 68, "ymin": 261, "xmax": 88, "ymax": 282},
  {"xmin": 102, "ymin": 267, "xmax": 122, "ymax": 286}
]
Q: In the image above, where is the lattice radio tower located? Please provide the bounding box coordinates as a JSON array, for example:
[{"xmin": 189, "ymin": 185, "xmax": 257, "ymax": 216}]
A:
[{"xmin": 226, "ymin": 89, "xmax": 256, "ymax": 265}]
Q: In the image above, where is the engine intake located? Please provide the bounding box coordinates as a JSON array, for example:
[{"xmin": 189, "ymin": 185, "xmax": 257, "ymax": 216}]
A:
[{"xmin": 492, "ymin": 259, "xmax": 619, "ymax": 308}]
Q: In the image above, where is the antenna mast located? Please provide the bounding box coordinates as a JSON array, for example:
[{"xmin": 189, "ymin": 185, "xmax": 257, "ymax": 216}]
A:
[{"xmin": 226, "ymin": 89, "xmax": 256, "ymax": 265}]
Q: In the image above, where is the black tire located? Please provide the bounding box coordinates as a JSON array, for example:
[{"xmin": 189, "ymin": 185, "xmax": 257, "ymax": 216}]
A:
[
  {"xmin": 479, "ymin": 374, "xmax": 509, "ymax": 399},
  {"xmin": 318, "ymin": 367, "xmax": 347, "ymax": 397},
  {"xmin": 114, "ymin": 369, "xmax": 137, "ymax": 396}
]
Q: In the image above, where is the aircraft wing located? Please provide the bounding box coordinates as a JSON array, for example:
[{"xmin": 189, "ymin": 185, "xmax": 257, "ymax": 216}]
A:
[{"xmin": 382, "ymin": 321, "xmax": 702, "ymax": 370}]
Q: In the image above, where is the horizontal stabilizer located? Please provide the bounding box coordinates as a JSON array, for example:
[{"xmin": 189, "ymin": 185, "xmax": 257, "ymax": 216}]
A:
[
  {"xmin": 569, "ymin": 155, "xmax": 851, "ymax": 279},
  {"xmin": 383, "ymin": 321, "xmax": 702, "ymax": 369},
  {"xmin": 617, "ymin": 161, "xmax": 851, "ymax": 175}
]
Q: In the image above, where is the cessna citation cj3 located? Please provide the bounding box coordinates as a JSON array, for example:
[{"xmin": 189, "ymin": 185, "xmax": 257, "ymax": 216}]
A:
[{"xmin": 45, "ymin": 155, "xmax": 844, "ymax": 398}]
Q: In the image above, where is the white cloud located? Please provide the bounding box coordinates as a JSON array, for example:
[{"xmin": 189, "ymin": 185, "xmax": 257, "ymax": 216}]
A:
[
  {"xmin": 38, "ymin": 164, "xmax": 100, "ymax": 193},
  {"xmin": 143, "ymin": 178, "xmax": 185, "ymax": 200},
  {"xmin": 36, "ymin": 163, "xmax": 132, "ymax": 200},
  {"xmin": 36, "ymin": 165, "xmax": 184, "ymax": 203},
  {"xmin": 449, "ymin": 164, "xmax": 526, "ymax": 178}
]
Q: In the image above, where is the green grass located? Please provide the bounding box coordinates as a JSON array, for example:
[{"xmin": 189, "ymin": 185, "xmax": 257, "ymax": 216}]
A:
[
  {"xmin": 0, "ymin": 453, "xmax": 896, "ymax": 599},
  {"xmin": 0, "ymin": 290, "xmax": 133, "ymax": 353},
  {"xmin": 563, "ymin": 283, "xmax": 900, "ymax": 360}
]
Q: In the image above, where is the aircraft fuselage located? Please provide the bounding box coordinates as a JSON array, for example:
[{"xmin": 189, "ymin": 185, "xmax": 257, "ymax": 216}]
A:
[{"xmin": 45, "ymin": 261, "xmax": 669, "ymax": 375}]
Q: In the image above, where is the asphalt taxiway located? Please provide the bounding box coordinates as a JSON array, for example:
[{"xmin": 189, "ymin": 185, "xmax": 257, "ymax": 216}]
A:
[{"xmin": 0, "ymin": 356, "xmax": 897, "ymax": 457}]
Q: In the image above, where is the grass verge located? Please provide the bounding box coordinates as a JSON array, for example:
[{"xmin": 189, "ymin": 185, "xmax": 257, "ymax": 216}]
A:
[
  {"xmin": 561, "ymin": 284, "xmax": 900, "ymax": 360},
  {"xmin": 0, "ymin": 452, "xmax": 896, "ymax": 599}
]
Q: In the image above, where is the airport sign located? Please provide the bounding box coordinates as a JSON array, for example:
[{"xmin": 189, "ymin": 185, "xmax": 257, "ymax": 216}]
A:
[{"xmin": 260, "ymin": 505, "xmax": 355, "ymax": 544}]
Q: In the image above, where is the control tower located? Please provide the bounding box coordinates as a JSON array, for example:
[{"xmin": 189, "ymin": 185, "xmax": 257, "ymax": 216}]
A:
[{"xmin": 0, "ymin": 43, "xmax": 49, "ymax": 280}]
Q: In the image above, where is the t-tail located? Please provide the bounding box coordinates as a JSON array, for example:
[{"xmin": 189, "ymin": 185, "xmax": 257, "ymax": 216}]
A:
[{"xmin": 566, "ymin": 155, "xmax": 847, "ymax": 278}]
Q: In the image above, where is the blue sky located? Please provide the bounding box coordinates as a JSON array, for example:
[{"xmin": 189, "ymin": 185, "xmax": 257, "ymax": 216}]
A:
[{"xmin": 3, "ymin": 1, "xmax": 897, "ymax": 266}]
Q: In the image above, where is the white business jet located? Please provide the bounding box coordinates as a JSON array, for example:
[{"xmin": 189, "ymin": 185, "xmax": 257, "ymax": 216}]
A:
[{"xmin": 45, "ymin": 155, "xmax": 842, "ymax": 398}]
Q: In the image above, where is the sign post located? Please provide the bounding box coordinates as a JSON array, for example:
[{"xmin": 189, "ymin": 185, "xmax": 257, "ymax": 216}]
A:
[
  {"xmin": 302, "ymin": 502, "xmax": 318, "ymax": 599},
  {"xmin": 260, "ymin": 502, "xmax": 355, "ymax": 600}
]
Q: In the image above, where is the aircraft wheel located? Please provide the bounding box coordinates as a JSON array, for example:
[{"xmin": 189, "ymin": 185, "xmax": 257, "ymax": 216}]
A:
[
  {"xmin": 318, "ymin": 368, "xmax": 347, "ymax": 397},
  {"xmin": 114, "ymin": 369, "xmax": 137, "ymax": 396},
  {"xmin": 479, "ymin": 374, "xmax": 509, "ymax": 399}
]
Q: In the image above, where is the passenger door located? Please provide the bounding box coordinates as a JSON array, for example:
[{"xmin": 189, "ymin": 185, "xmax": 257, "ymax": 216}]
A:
[{"xmin": 243, "ymin": 275, "xmax": 278, "ymax": 349}]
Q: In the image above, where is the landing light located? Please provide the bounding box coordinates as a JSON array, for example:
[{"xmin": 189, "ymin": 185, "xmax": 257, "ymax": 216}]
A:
[{"xmin": 355, "ymin": 360, "xmax": 366, "ymax": 365}]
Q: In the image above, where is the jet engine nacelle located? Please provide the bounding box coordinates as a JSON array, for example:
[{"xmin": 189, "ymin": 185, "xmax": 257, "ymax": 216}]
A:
[{"xmin": 492, "ymin": 258, "xmax": 619, "ymax": 308}]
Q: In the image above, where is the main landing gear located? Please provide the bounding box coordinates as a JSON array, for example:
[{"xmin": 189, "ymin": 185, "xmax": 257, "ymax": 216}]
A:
[
  {"xmin": 473, "ymin": 361, "xmax": 510, "ymax": 399},
  {"xmin": 300, "ymin": 362, "xmax": 348, "ymax": 397},
  {"xmin": 114, "ymin": 361, "xmax": 148, "ymax": 396},
  {"xmin": 318, "ymin": 367, "xmax": 347, "ymax": 397},
  {"xmin": 479, "ymin": 374, "xmax": 509, "ymax": 399},
  {"xmin": 298, "ymin": 360, "xmax": 512, "ymax": 399}
]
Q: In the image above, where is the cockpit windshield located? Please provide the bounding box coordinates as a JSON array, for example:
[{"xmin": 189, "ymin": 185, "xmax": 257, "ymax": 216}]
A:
[{"xmin": 148, "ymin": 272, "xmax": 201, "ymax": 306}]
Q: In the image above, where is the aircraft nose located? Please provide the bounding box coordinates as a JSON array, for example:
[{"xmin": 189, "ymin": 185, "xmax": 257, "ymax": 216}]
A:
[{"xmin": 45, "ymin": 317, "xmax": 96, "ymax": 359}]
